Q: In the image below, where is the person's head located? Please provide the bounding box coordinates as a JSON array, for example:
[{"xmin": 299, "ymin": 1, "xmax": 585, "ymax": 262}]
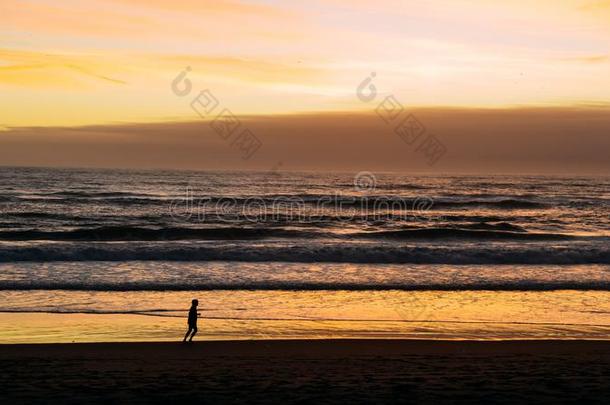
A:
[{"xmin": 192, "ymin": 299, "xmax": 198, "ymax": 307}]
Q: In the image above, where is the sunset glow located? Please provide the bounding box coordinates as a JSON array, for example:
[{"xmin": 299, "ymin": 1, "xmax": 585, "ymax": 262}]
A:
[{"xmin": 2, "ymin": 0, "xmax": 609, "ymax": 127}]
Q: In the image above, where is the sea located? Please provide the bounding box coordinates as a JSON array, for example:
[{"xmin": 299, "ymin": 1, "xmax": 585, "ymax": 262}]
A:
[{"xmin": 1, "ymin": 166, "xmax": 609, "ymax": 342}]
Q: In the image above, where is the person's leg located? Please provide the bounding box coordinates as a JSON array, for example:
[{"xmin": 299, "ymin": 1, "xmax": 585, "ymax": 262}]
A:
[
  {"xmin": 183, "ymin": 326, "xmax": 193, "ymax": 342},
  {"xmin": 188, "ymin": 325, "xmax": 197, "ymax": 342}
]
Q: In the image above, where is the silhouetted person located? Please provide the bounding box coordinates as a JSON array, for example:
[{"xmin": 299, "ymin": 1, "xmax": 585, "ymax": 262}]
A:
[{"xmin": 183, "ymin": 299, "xmax": 199, "ymax": 343}]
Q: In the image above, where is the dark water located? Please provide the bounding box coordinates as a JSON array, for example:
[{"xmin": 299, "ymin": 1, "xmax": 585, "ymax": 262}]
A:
[{"xmin": 0, "ymin": 166, "xmax": 608, "ymax": 267}]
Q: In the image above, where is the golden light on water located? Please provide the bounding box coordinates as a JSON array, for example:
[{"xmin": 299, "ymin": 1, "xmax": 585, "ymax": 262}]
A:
[{"xmin": 2, "ymin": 290, "xmax": 610, "ymax": 343}]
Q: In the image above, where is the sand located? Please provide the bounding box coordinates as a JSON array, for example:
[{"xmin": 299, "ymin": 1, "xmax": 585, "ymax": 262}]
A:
[{"xmin": 2, "ymin": 339, "xmax": 610, "ymax": 404}]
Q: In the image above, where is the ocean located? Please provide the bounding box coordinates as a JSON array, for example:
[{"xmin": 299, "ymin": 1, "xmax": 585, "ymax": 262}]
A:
[{"xmin": 1, "ymin": 166, "xmax": 609, "ymax": 342}]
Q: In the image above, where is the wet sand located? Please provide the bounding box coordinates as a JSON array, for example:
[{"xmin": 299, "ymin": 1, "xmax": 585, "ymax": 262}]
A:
[{"xmin": 2, "ymin": 339, "xmax": 610, "ymax": 404}]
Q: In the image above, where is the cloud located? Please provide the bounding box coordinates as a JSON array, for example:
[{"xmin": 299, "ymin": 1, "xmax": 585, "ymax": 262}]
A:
[
  {"xmin": 1, "ymin": 0, "xmax": 305, "ymax": 47},
  {"xmin": 157, "ymin": 55, "xmax": 331, "ymax": 85},
  {"xmin": 1, "ymin": 107, "xmax": 609, "ymax": 174},
  {"xmin": 0, "ymin": 49, "xmax": 127, "ymax": 88},
  {"xmin": 580, "ymin": 0, "xmax": 610, "ymax": 10},
  {"xmin": 65, "ymin": 65, "xmax": 127, "ymax": 85},
  {"xmin": 559, "ymin": 54, "xmax": 608, "ymax": 63},
  {"xmin": 107, "ymin": 0, "xmax": 294, "ymax": 17},
  {"xmin": 0, "ymin": 48, "xmax": 333, "ymax": 92}
]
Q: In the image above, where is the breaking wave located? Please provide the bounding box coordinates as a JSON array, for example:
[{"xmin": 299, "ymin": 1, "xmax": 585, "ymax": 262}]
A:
[
  {"xmin": 0, "ymin": 241, "xmax": 608, "ymax": 264},
  {"xmin": 0, "ymin": 225, "xmax": 575, "ymax": 241},
  {"xmin": 2, "ymin": 280, "xmax": 610, "ymax": 291}
]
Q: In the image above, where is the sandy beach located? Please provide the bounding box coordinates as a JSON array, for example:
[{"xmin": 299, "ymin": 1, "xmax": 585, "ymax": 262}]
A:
[{"xmin": 2, "ymin": 339, "xmax": 610, "ymax": 404}]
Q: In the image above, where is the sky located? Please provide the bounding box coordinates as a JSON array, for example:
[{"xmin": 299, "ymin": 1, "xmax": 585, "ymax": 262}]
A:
[{"xmin": 1, "ymin": 0, "xmax": 609, "ymax": 173}]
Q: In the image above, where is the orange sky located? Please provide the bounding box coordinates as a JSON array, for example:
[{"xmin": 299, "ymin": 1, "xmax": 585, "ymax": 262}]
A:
[{"xmin": 0, "ymin": 0, "xmax": 609, "ymax": 172}]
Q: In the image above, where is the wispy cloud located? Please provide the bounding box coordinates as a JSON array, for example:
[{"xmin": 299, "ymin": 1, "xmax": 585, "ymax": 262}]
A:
[
  {"xmin": 0, "ymin": 49, "xmax": 127, "ymax": 88},
  {"xmin": 558, "ymin": 54, "xmax": 608, "ymax": 63},
  {"xmin": 107, "ymin": 0, "xmax": 294, "ymax": 17},
  {"xmin": 1, "ymin": 0, "xmax": 306, "ymax": 50},
  {"xmin": 579, "ymin": 0, "xmax": 610, "ymax": 10}
]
